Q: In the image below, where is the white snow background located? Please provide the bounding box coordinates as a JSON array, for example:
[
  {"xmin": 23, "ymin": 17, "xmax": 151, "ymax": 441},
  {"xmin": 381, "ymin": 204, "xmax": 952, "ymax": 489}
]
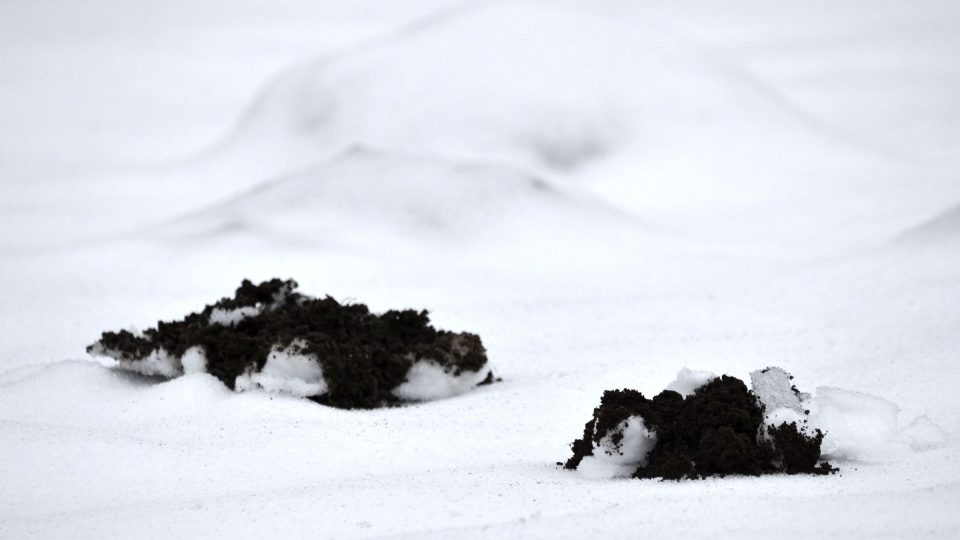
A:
[{"xmin": 2, "ymin": 0, "xmax": 960, "ymax": 537}]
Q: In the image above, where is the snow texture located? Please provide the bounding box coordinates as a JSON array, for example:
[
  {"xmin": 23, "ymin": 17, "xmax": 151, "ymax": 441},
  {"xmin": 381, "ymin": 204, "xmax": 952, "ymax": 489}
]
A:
[{"xmin": 2, "ymin": 0, "xmax": 960, "ymax": 537}]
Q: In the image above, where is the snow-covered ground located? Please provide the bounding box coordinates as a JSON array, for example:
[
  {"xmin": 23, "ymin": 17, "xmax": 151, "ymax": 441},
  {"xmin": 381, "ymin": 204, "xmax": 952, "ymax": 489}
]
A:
[{"xmin": 2, "ymin": 0, "xmax": 960, "ymax": 537}]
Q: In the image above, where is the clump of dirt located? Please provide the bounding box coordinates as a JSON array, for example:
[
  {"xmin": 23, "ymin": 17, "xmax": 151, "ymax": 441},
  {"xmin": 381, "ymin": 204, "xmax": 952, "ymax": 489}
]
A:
[
  {"xmin": 88, "ymin": 279, "xmax": 493, "ymax": 409},
  {"xmin": 564, "ymin": 375, "xmax": 837, "ymax": 479}
]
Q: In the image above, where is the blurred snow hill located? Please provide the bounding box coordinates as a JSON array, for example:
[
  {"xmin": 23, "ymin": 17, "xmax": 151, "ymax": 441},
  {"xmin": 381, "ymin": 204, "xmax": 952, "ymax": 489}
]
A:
[
  {"xmin": 159, "ymin": 147, "xmax": 646, "ymax": 252},
  {"xmin": 165, "ymin": 1, "xmax": 960, "ymax": 252},
  {"xmin": 220, "ymin": 2, "xmax": 865, "ymax": 193},
  {"xmin": 4, "ymin": 1, "xmax": 959, "ymax": 254}
]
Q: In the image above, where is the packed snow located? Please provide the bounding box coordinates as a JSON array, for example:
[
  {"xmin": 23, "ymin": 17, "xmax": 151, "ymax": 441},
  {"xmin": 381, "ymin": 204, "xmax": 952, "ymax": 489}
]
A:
[
  {"xmin": 234, "ymin": 340, "xmax": 328, "ymax": 398},
  {"xmin": 665, "ymin": 367, "xmax": 717, "ymax": 397},
  {"xmin": 209, "ymin": 305, "xmax": 261, "ymax": 326},
  {"xmin": 576, "ymin": 416, "xmax": 658, "ymax": 479},
  {"xmin": 392, "ymin": 360, "xmax": 494, "ymax": 402},
  {"xmin": 2, "ymin": 0, "xmax": 960, "ymax": 537}
]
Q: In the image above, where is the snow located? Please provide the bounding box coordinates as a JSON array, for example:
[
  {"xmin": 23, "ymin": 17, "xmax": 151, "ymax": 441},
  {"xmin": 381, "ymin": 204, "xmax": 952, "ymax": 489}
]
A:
[
  {"xmin": 576, "ymin": 416, "xmax": 658, "ymax": 479},
  {"xmin": 2, "ymin": 0, "xmax": 960, "ymax": 537},
  {"xmin": 808, "ymin": 386, "xmax": 948, "ymax": 462},
  {"xmin": 87, "ymin": 344, "xmax": 184, "ymax": 378},
  {"xmin": 209, "ymin": 305, "xmax": 261, "ymax": 326},
  {"xmin": 180, "ymin": 346, "xmax": 208, "ymax": 375},
  {"xmin": 391, "ymin": 360, "xmax": 492, "ymax": 402},
  {"xmin": 900, "ymin": 415, "xmax": 949, "ymax": 451},
  {"xmin": 749, "ymin": 367, "xmax": 947, "ymax": 461},
  {"xmin": 751, "ymin": 367, "xmax": 807, "ymax": 413},
  {"xmin": 665, "ymin": 367, "xmax": 717, "ymax": 397},
  {"xmin": 234, "ymin": 340, "xmax": 328, "ymax": 398}
]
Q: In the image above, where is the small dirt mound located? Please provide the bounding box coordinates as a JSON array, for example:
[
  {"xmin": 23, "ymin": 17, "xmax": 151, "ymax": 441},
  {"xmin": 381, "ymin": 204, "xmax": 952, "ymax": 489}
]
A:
[
  {"xmin": 88, "ymin": 279, "xmax": 495, "ymax": 409},
  {"xmin": 564, "ymin": 372, "xmax": 836, "ymax": 480}
]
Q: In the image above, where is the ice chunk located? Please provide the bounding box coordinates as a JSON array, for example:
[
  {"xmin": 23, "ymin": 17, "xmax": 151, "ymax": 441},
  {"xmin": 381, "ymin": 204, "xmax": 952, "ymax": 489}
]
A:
[
  {"xmin": 750, "ymin": 367, "xmax": 805, "ymax": 413},
  {"xmin": 664, "ymin": 368, "xmax": 716, "ymax": 397},
  {"xmin": 576, "ymin": 415, "xmax": 658, "ymax": 479},
  {"xmin": 808, "ymin": 386, "xmax": 907, "ymax": 461},
  {"xmin": 391, "ymin": 359, "xmax": 492, "ymax": 402},
  {"xmin": 234, "ymin": 340, "xmax": 327, "ymax": 398}
]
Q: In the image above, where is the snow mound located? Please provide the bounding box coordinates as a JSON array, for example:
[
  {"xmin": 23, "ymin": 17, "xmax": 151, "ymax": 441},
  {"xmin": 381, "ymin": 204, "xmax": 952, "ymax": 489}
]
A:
[
  {"xmin": 164, "ymin": 148, "xmax": 633, "ymax": 250},
  {"xmin": 232, "ymin": 3, "xmax": 832, "ymax": 174}
]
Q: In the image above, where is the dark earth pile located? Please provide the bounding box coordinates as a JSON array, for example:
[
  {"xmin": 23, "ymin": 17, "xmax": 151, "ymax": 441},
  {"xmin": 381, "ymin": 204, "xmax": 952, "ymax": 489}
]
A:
[
  {"xmin": 564, "ymin": 375, "xmax": 836, "ymax": 479},
  {"xmin": 88, "ymin": 278, "xmax": 492, "ymax": 409}
]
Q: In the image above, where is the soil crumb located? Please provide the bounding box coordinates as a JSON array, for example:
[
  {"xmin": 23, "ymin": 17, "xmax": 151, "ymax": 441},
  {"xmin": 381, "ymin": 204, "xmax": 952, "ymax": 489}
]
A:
[
  {"xmin": 564, "ymin": 374, "xmax": 837, "ymax": 479},
  {"xmin": 88, "ymin": 279, "xmax": 494, "ymax": 409}
]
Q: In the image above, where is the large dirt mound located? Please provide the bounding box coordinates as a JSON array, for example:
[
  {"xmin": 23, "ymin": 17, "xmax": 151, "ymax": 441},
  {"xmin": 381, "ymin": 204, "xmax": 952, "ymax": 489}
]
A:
[{"xmin": 88, "ymin": 278, "xmax": 494, "ymax": 409}]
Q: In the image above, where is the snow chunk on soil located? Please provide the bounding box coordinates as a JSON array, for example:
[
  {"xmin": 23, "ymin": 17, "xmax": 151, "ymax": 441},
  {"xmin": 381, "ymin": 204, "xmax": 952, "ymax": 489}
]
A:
[
  {"xmin": 576, "ymin": 415, "xmax": 658, "ymax": 479},
  {"xmin": 180, "ymin": 346, "xmax": 207, "ymax": 374},
  {"xmin": 750, "ymin": 367, "xmax": 807, "ymax": 413},
  {"xmin": 209, "ymin": 305, "xmax": 261, "ymax": 326},
  {"xmin": 665, "ymin": 367, "xmax": 716, "ymax": 397},
  {"xmin": 87, "ymin": 279, "xmax": 495, "ymax": 408},
  {"xmin": 88, "ymin": 342, "xmax": 183, "ymax": 378},
  {"xmin": 392, "ymin": 359, "xmax": 493, "ymax": 402},
  {"xmin": 235, "ymin": 340, "xmax": 327, "ymax": 398}
]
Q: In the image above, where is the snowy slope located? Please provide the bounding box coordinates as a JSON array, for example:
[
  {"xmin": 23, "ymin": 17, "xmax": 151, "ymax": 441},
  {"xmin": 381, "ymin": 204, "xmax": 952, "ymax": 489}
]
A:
[
  {"xmin": 158, "ymin": 147, "xmax": 643, "ymax": 253},
  {"xmin": 2, "ymin": 0, "xmax": 960, "ymax": 538}
]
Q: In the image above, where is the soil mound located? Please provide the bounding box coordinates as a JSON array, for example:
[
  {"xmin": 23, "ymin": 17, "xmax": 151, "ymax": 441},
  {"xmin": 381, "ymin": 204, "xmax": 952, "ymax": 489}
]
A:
[
  {"xmin": 564, "ymin": 371, "xmax": 836, "ymax": 479},
  {"xmin": 88, "ymin": 279, "xmax": 495, "ymax": 409}
]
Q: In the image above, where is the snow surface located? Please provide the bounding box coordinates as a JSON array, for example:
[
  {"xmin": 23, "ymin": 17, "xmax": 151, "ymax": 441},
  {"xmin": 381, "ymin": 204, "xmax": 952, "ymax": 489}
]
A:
[{"xmin": 2, "ymin": 0, "xmax": 960, "ymax": 538}]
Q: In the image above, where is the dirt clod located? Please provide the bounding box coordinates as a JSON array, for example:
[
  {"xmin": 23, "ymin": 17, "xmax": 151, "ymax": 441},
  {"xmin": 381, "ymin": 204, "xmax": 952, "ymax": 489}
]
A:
[
  {"xmin": 88, "ymin": 279, "xmax": 491, "ymax": 409},
  {"xmin": 565, "ymin": 375, "xmax": 837, "ymax": 479}
]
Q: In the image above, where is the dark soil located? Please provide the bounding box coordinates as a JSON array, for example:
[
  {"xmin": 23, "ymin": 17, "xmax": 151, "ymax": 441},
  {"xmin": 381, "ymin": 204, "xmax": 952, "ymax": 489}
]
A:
[
  {"xmin": 88, "ymin": 279, "xmax": 490, "ymax": 409},
  {"xmin": 564, "ymin": 375, "xmax": 837, "ymax": 479}
]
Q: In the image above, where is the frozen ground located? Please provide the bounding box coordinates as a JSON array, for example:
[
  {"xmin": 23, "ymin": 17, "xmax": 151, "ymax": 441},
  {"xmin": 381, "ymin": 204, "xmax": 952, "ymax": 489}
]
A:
[{"xmin": 2, "ymin": 0, "xmax": 960, "ymax": 537}]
